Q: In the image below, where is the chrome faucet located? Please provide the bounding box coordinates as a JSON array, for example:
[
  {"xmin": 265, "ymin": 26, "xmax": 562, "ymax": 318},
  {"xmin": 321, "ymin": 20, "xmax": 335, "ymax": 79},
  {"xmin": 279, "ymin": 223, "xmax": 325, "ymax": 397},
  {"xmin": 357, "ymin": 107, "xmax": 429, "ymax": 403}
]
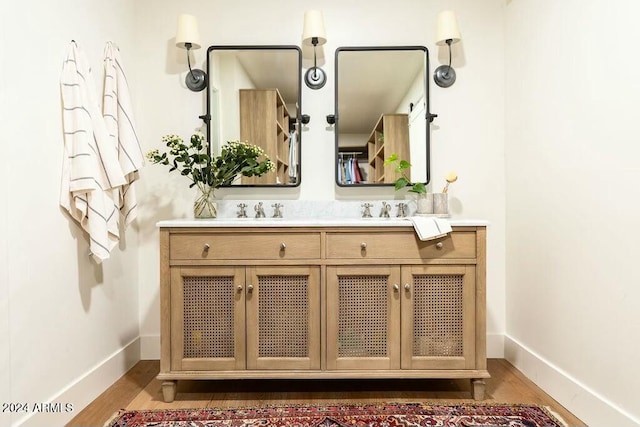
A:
[
  {"xmin": 379, "ymin": 202, "xmax": 391, "ymax": 218},
  {"xmin": 254, "ymin": 202, "xmax": 266, "ymax": 218}
]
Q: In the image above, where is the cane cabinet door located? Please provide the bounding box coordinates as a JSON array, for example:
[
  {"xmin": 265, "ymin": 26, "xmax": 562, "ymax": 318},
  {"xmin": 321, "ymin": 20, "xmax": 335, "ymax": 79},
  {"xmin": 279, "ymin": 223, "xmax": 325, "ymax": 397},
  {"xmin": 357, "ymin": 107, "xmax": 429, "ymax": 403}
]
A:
[
  {"xmin": 326, "ymin": 265, "xmax": 401, "ymax": 370},
  {"xmin": 246, "ymin": 266, "xmax": 321, "ymax": 370},
  {"xmin": 401, "ymin": 265, "xmax": 476, "ymax": 369},
  {"xmin": 170, "ymin": 266, "xmax": 246, "ymax": 371}
]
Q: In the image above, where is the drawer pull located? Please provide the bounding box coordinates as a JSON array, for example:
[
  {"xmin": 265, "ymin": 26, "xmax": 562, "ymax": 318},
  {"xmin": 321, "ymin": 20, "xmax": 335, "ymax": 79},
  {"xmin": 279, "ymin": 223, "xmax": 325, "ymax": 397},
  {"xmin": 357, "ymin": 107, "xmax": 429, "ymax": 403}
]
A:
[
  {"xmin": 247, "ymin": 284, "xmax": 254, "ymax": 293},
  {"xmin": 280, "ymin": 242, "xmax": 286, "ymax": 250},
  {"xmin": 436, "ymin": 242, "xmax": 444, "ymax": 249},
  {"xmin": 203, "ymin": 243, "xmax": 211, "ymax": 251},
  {"xmin": 405, "ymin": 283, "xmax": 411, "ymax": 291},
  {"xmin": 360, "ymin": 242, "xmax": 367, "ymax": 249},
  {"xmin": 393, "ymin": 284, "xmax": 399, "ymax": 291}
]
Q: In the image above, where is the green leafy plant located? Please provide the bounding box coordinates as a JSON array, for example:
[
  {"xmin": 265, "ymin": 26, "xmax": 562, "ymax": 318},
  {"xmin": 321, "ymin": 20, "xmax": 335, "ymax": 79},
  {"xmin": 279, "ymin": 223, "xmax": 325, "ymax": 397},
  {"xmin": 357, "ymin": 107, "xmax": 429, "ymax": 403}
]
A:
[
  {"xmin": 147, "ymin": 133, "xmax": 275, "ymax": 194},
  {"xmin": 383, "ymin": 153, "xmax": 426, "ymax": 194}
]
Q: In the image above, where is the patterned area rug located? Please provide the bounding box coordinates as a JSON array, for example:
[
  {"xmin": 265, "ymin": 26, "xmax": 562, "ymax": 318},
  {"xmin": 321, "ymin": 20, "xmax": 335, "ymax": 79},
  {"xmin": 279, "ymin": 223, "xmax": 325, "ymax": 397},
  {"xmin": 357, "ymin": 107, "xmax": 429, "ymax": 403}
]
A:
[{"xmin": 106, "ymin": 402, "xmax": 566, "ymax": 427}]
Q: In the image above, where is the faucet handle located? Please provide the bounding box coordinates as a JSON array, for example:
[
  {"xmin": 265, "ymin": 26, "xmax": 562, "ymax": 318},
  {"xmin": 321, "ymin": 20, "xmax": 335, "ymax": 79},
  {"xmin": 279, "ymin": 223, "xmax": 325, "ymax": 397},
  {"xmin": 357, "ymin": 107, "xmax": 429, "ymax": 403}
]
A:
[
  {"xmin": 272, "ymin": 203, "xmax": 283, "ymax": 218},
  {"xmin": 237, "ymin": 203, "xmax": 248, "ymax": 218},
  {"xmin": 361, "ymin": 202, "xmax": 373, "ymax": 218},
  {"xmin": 396, "ymin": 202, "xmax": 407, "ymax": 218}
]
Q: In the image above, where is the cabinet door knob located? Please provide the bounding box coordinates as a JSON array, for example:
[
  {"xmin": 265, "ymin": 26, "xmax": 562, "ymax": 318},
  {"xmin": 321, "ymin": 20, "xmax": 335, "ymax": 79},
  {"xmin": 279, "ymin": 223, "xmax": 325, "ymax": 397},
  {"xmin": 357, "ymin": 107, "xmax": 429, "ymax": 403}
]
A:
[
  {"xmin": 237, "ymin": 285, "xmax": 243, "ymax": 292},
  {"xmin": 393, "ymin": 284, "xmax": 399, "ymax": 291},
  {"xmin": 361, "ymin": 242, "xmax": 367, "ymax": 249},
  {"xmin": 203, "ymin": 243, "xmax": 211, "ymax": 250},
  {"xmin": 247, "ymin": 284, "xmax": 254, "ymax": 293},
  {"xmin": 405, "ymin": 283, "xmax": 411, "ymax": 291},
  {"xmin": 280, "ymin": 242, "xmax": 286, "ymax": 250},
  {"xmin": 436, "ymin": 242, "xmax": 444, "ymax": 249}
]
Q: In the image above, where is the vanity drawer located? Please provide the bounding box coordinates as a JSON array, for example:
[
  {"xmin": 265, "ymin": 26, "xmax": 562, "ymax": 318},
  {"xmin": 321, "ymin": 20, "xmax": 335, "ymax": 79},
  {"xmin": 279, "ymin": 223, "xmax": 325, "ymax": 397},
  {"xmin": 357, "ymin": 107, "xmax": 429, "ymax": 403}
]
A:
[
  {"xmin": 170, "ymin": 232, "xmax": 321, "ymax": 260},
  {"xmin": 326, "ymin": 231, "xmax": 476, "ymax": 259}
]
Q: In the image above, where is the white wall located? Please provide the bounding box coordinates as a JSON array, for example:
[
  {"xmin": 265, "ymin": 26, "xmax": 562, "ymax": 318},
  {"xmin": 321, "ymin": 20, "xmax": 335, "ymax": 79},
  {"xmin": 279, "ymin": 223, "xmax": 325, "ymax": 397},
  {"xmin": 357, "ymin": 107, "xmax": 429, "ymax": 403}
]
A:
[
  {"xmin": 1, "ymin": 14, "xmax": 11, "ymax": 426},
  {"xmin": 505, "ymin": 0, "xmax": 640, "ymax": 425},
  {"xmin": 1, "ymin": 1, "xmax": 140, "ymax": 426}
]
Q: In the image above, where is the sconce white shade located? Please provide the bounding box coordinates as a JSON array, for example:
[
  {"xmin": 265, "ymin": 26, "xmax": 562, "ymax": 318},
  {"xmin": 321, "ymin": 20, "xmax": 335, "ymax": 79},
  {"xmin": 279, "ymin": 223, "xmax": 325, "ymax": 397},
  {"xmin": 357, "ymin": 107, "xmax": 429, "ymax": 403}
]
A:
[
  {"xmin": 435, "ymin": 10, "xmax": 461, "ymax": 45},
  {"xmin": 175, "ymin": 14, "xmax": 201, "ymax": 49},
  {"xmin": 302, "ymin": 10, "xmax": 327, "ymax": 45}
]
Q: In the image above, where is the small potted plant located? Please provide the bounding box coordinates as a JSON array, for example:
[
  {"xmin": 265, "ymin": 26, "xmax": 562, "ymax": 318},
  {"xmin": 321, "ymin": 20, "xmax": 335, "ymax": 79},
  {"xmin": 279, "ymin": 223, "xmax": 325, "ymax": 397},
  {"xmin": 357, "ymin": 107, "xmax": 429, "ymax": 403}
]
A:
[
  {"xmin": 147, "ymin": 132, "xmax": 274, "ymax": 218},
  {"xmin": 384, "ymin": 153, "xmax": 431, "ymax": 214}
]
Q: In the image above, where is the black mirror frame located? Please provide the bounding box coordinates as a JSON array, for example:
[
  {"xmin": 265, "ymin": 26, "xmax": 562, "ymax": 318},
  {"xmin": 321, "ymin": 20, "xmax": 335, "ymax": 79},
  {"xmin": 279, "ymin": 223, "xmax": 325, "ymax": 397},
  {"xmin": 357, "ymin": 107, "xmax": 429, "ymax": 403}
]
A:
[
  {"xmin": 334, "ymin": 46, "xmax": 433, "ymax": 188},
  {"xmin": 203, "ymin": 45, "xmax": 303, "ymax": 188}
]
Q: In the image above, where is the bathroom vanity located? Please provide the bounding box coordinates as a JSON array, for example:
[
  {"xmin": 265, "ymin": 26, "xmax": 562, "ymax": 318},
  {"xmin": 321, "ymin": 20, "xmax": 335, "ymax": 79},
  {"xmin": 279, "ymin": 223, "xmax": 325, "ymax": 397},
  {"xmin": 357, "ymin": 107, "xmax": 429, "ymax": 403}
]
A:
[{"xmin": 157, "ymin": 218, "xmax": 488, "ymax": 402}]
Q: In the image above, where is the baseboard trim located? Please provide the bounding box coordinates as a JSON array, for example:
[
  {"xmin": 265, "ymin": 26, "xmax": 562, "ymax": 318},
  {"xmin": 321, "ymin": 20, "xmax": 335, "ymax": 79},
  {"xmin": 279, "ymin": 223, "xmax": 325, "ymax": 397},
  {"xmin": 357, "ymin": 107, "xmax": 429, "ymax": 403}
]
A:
[
  {"xmin": 16, "ymin": 338, "xmax": 141, "ymax": 427},
  {"xmin": 504, "ymin": 334, "xmax": 639, "ymax": 427}
]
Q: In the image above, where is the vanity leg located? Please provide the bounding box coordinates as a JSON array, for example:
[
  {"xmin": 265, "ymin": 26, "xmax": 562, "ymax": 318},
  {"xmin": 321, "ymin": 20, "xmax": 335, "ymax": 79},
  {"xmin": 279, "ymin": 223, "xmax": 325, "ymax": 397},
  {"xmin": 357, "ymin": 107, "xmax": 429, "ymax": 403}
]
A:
[
  {"xmin": 162, "ymin": 381, "xmax": 177, "ymax": 403},
  {"xmin": 471, "ymin": 379, "xmax": 486, "ymax": 400}
]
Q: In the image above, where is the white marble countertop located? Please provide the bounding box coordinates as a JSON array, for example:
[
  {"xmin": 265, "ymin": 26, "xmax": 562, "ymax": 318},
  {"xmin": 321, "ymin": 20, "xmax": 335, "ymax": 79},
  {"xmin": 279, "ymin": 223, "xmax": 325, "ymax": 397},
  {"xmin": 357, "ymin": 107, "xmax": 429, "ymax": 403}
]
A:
[
  {"xmin": 156, "ymin": 200, "xmax": 488, "ymax": 228},
  {"xmin": 157, "ymin": 218, "xmax": 489, "ymax": 228}
]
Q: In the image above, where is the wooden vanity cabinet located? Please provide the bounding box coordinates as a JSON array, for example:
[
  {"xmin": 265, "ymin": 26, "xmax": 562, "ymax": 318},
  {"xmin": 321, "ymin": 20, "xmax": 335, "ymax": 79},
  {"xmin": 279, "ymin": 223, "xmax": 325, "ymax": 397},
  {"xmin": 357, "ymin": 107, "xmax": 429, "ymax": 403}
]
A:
[{"xmin": 158, "ymin": 225, "xmax": 488, "ymax": 403}]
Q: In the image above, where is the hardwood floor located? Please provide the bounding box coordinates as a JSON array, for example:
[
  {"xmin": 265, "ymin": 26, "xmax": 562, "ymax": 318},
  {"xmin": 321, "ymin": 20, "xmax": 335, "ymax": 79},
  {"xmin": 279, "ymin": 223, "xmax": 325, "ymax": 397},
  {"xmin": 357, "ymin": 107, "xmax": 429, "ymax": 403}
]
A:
[{"xmin": 67, "ymin": 359, "xmax": 585, "ymax": 426}]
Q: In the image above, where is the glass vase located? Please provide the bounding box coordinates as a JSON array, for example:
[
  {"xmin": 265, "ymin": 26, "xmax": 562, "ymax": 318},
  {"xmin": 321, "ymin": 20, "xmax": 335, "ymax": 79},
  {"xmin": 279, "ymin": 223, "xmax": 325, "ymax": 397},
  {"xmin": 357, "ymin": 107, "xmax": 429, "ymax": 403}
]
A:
[{"xmin": 194, "ymin": 185, "xmax": 217, "ymax": 219}]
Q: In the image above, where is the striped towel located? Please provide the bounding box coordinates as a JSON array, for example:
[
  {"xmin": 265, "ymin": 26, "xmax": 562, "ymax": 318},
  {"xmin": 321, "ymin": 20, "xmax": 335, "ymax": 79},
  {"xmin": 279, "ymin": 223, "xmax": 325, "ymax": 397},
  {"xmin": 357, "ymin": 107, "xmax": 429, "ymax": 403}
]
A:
[
  {"xmin": 103, "ymin": 42, "xmax": 144, "ymax": 227},
  {"xmin": 60, "ymin": 41, "xmax": 126, "ymax": 262}
]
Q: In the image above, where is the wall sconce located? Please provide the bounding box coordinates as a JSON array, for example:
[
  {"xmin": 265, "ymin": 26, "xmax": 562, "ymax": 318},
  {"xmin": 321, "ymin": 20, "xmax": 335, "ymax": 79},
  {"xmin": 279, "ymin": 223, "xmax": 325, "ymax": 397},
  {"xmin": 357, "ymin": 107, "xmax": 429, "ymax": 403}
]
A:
[
  {"xmin": 433, "ymin": 10, "xmax": 461, "ymax": 88},
  {"xmin": 175, "ymin": 14, "xmax": 208, "ymax": 92},
  {"xmin": 302, "ymin": 10, "xmax": 327, "ymax": 90}
]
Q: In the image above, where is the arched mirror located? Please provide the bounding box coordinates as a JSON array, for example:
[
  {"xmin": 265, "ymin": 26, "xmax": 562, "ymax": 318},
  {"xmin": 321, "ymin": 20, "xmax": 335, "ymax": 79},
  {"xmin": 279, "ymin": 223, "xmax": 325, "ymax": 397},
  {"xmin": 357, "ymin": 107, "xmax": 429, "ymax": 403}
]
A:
[
  {"xmin": 334, "ymin": 46, "xmax": 432, "ymax": 187},
  {"xmin": 205, "ymin": 45, "xmax": 302, "ymax": 186}
]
